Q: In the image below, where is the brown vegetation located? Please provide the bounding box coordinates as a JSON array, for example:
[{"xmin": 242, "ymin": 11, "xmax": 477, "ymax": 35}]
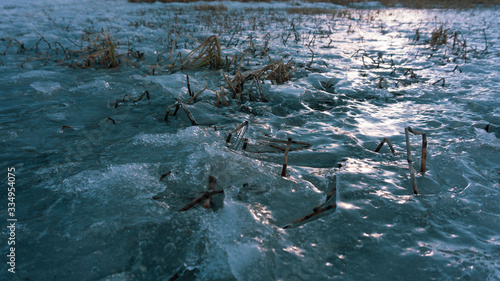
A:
[{"xmin": 128, "ymin": 0, "xmax": 500, "ymax": 9}]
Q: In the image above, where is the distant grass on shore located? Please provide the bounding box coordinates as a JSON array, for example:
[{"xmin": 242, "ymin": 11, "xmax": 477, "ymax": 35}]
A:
[{"xmin": 128, "ymin": 0, "xmax": 500, "ymax": 9}]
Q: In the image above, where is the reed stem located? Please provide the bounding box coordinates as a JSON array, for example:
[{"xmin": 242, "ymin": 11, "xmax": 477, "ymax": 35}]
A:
[
  {"xmin": 281, "ymin": 138, "xmax": 292, "ymax": 177},
  {"xmin": 405, "ymin": 127, "xmax": 419, "ymax": 194}
]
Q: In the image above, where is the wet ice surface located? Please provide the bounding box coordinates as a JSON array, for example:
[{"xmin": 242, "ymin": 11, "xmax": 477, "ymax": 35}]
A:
[{"xmin": 1, "ymin": 0, "xmax": 500, "ymax": 280}]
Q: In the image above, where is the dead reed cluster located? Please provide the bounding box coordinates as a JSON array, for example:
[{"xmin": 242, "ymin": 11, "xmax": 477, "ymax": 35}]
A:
[
  {"xmin": 429, "ymin": 25, "xmax": 448, "ymax": 47},
  {"xmin": 224, "ymin": 58, "xmax": 296, "ymax": 102},
  {"xmin": 181, "ymin": 35, "xmax": 222, "ymax": 70},
  {"xmin": 129, "ymin": 0, "xmax": 497, "ymax": 8},
  {"xmin": 193, "ymin": 3, "xmax": 228, "ymax": 12},
  {"xmin": 286, "ymin": 7, "xmax": 351, "ymax": 17},
  {"xmin": 11, "ymin": 30, "xmax": 143, "ymax": 69},
  {"xmin": 76, "ymin": 31, "xmax": 121, "ymax": 68}
]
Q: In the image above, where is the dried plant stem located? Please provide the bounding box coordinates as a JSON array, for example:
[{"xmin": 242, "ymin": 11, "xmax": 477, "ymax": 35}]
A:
[
  {"xmin": 283, "ymin": 203, "xmax": 337, "ymax": 229},
  {"xmin": 219, "ymin": 86, "xmax": 229, "ymax": 106},
  {"xmin": 187, "ymin": 76, "xmax": 208, "ymax": 104},
  {"xmin": 307, "ymin": 45, "xmax": 314, "ymax": 67},
  {"xmin": 232, "ymin": 123, "xmax": 248, "ymax": 150},
  {"xmin": 408, "ymin": 127, "xmax": 427, "ymax": 174},
  {"xmin": 186, "ymin": 75, "xmax": 193, "ymax": 97},
  {"xmin": 122, "ymin": 91, "xmax": 150, "ymax": 103},
  {"xmin": 179, "ymin": 101, "xmax": 198, "ymax": 125},
  {"xmin": 222, "ymin": 72, "xmax": 237, "ymax": 97},
  {"xmin": 243, "ymin": 138, "xmax": 249, "ymax": 150},
  {"xmin": 203, "ymin": 175, "xmax": 217, "ymax": 209},
  {"xmin": 60, "ymin": 125, "xmax": 73, "ymax": 132},
  {"xmin": 215, "ymin": 91, "xmax": 221, "ymax": 108},
  {"xmin": 164, "ymin": 101, "xmax": 180, "ymax": 120},
  {"xmin": 281, "ymin": 138, "xmax": 292, "ymax": 177},
  {"xmin": 421, "ymin": 133, "xmax": 427, "ymax": 174},
  {"xmin": 405, "ymin": 127, "xmax": 419, "ymax": 195},
  {"xmin": 433, "ymin": 78, "xmax": 445, "ymax": 87},
  {"xmin": 375, "ymin": 137, "xmax": 396, "ymax": 155},
  {"xmin": 313, "ymin": 176, "xmax": 337, "ymax": 212},
  {"xmin": 159, "ymin": 171, "xmax": 172, "ymax": 181},
  {"xmin": 226, "ymin": 121, "xmax": 248, "ymax": 143}
]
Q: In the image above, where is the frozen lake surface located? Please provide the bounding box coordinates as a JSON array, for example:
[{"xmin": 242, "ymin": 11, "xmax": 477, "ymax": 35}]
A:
[{"xmin": 1, "ymin": 0, "xmax": 500, "ymax": 280}]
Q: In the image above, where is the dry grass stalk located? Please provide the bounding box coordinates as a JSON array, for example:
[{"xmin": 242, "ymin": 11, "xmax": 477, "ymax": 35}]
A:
[
  {"xmin": 307, "ymin": 45, "xmax": 315, "ymax": 67},
  {"xmin": 164, "ymin": 101, "xmax": 180, "ymax": 120},
  {"xmin": 375, "ymin": 137, "xmax": 396, "ymax": 155},
  {"xmin": 281, "ymin": 138, "xmax": 292, "ymax": 177},
  {"xmin": 215, "ymin": 90, "xmax": 221, "ymax": 108},
  {"xmin": 159, "ymin": 171, "xmax": 172, "ymax": 181},
  {"xmin": 430, "ymin": 25, "xmax": 448, "ymax": 47},
  {"xmin": 242, "ymin": 138, "xmax": 249, "ymax": 150},
  {"xmin": 405, "ymin": 127, "xmax": 419, "ymax": 195},
  {"xmin": 432, "ymin": 78, "xmax": 446, "ymax": 87},
  {"xmin": 378, "ymin": 78, "xmax": 387, "ymax": 89},
  {"xmin": 60, "ymin": 125, "xmax": 73, "ymax": 132},
  {"xmin": 77, "ymin": 31, "xmax": 121, "ymax": 69},
  {"xmin": 219, "ymin": 86, "xmax": 229, "ymax": 106},
  {"xmin": 408, "ymin": 127, "xmax": 428, "ymax": 174},
  {"xmin": 421, "ymin": 134, "xmax": 428, "ymax": 174},
  {"xmin": 253, "ymin": 77, "xmax": 267, "ymax": 102},
  {"xmin": 187, "ymin": 76, "xmax": 208, "ymax": 104},
  {"xmin": 224, "ymin": 58, "xmax": 295, "ymax": 102},
  {"xmin": 21, "ymin": 52, "xmax": 52, "ymax": 68},
  {"xmin": 115, "ymin": 91, "xmax": 150, "ymax": 108},
  {"xmin": 396, "ymin": 80, "xmax": 408, "ymax": 88},
  {"xmin": 320, "ymin": 75, "xmax": 337, "ymax": 90},
  {"xmin": 106, "ymin": 117, "xmax": 116, "ymax": 124},
  {"xmin": 186, "ymin": 75, "xmax": 193, "ymax": 97}
]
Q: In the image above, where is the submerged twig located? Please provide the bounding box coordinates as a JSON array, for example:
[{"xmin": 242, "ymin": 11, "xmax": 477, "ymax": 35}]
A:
[
  {"xmin": 159, "ymin": 171, "xmax": 172, "ymax": 181},
  {"xmin": 115, "ymin": 91, "xmax": 150, "ymax": 108},
  {"xmin": 179, "ymin": 176, "xmax": 222, "ymax": 212},
  {"xmin": 284, "ymin": 176, "xmax": 337, "ymax": 229},
  {"xmin": 203, "ymin": 175, "xmax": 217, "ymax": 209}
]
